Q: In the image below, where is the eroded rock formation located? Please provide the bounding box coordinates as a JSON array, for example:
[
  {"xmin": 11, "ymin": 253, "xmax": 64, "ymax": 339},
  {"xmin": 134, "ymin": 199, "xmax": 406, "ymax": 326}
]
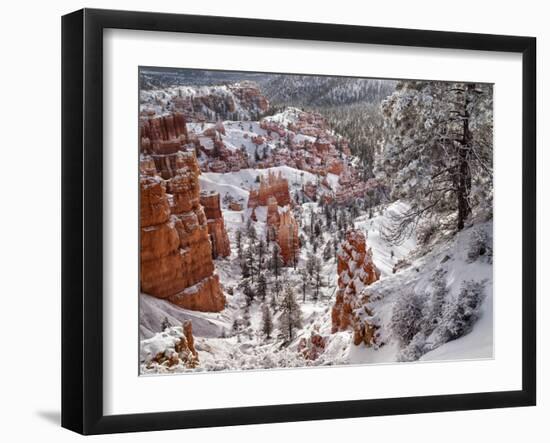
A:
[
  {"xmin": 277, "ymin": 208, "xmax": 300, "ymax": 266},
  {"xmin": 140, "ymin": 112, "xmax": 188, "ymax": 154},
  {"xmin": 200, "ymin": 191, "xmax": 231, "ymax": 258},
  {"xmin": 248, "ymin": 171, "xmax": 291, "ymax": 208},
  {"xmin": 298, "ymin": 333, "xmax": 327, "ymax": 361},
  {"xmin": 140, "ymin": 151, "xmax": 226, "ymax": 312},
  {"xmin": 331, "ymin": 230, "xmax": 380, "ymax": 346},
  {"xmin": 142, "ymin": 321, "xmax": 199, "ymax": 370}
]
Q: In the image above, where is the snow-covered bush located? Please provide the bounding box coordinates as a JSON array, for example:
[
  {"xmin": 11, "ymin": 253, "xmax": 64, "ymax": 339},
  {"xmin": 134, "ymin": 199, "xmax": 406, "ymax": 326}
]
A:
[
  {"xmin": 397, "ymin": 332, "xmax": 427, "ymax": 362},
  {"xmin": 434, "ymin": 280, "xmax": 485, "ymax": 343},
  {"xmin": 390, "ymin": 292, "xmax": 426, "ymax": 346},
  {"xmin": 466, "ymin": 227, "xmax": 492, "ymax": 263}
]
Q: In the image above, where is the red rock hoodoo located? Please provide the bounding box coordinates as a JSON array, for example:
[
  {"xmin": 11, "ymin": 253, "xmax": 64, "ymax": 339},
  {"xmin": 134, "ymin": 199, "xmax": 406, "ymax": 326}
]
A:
[
  {"xmin": 277, "ymin": 208, "xmax": 300, "ymax": 266},
  {"xmin": 331, "ymin": 230, "xmax": 381, "ymax": 346},
  {"xmin": 140, "ymin": 150, "xmax": 226, "ymax": 312},
  {"xmin": 248, "ymin": 171, "xmax": 291, "ymax": 208},
  {"xmin": 200, "ymin": 191, "xmax": 231, "ymax": 258}
]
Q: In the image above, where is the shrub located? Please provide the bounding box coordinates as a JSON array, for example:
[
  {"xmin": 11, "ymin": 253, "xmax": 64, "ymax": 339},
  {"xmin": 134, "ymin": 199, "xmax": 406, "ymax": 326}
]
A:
[
  {"xmin": 466, "ymin": 228, "xmax": 492, "ymax": 263},
  {"xmin": 435, "ymin": 280, "xmax": 485, "ymax": 342},
  {"xmin": 397, "ymin": 332, "xmax": 427, "ymax": 362},
  {"xmin": 390, "ymin": 292, "xmax": 425, "ymax": 346}
]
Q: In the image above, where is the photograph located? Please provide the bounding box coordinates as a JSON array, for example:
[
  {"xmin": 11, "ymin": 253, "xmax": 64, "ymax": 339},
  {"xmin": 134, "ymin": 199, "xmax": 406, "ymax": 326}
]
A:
[{"xmin": 138, "ymin": 67, "xmax": 494, "ymax": 374}]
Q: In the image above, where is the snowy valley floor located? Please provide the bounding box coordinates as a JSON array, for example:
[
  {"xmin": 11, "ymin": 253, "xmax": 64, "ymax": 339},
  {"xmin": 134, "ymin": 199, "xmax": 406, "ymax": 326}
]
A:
[{"xmin": 140, "ymin": 167, "xmax": 493, "ymax": 374}]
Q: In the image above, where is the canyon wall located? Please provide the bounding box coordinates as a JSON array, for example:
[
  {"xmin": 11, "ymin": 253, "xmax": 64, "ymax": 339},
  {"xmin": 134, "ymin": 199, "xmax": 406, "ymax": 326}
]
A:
[{"xmin": 331, "ymin": 230, "xmax": 380, "ymax": 346}]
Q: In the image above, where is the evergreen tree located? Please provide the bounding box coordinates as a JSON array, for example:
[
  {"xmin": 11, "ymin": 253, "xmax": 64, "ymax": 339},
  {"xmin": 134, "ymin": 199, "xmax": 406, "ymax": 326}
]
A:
[
  {"xmin": 241, "ymin": 279, "xmax": 255, "ymax": 306},
  {"xmin": 299, "ymin": 267, "xmax": 309, "ymax": 302},
  {"xmin": 246, "ymin": 218, "xmax": 257, "ymax": 242},
  {"xmin": 278, "ymin": 285, "xmax": 303, "ymax": 343},
  {"xmin": 261, "ymin": 303, "xmax": 274, "ymax": 339},
  {"xmin": 428, "ymin": 268, "xmax": 448, "ymax": 333},
  {"xmin": 236, "ymin": 230, "xmax": 243, "ymax": 260},
  {"xmin": 256, "ymin": 273, "xmax": 268, "ymax": 301},
  {"xmin": 161, "ymin": 316, "xmax": 171, "ymax": 332},
  {"xmin": 231, "ymin": 318, "xmax": 240, "ymax": 336},
  {"xmin": 272, "ymin": 278, "xmax": 282, "ymax": 301},
  {"xmin": 313, "ymin": 258, "xmax": 323, "ymax": 301},
  {"xmin": 240, "ymin": 255, "xmax": 251, "ymax": 279},
  {"xmin": 270, "ymin": 244, "xmax": 284, "ymax": 280},
  {"xmin": 257, "ymin": 239, "xmax": 266, "ymax": 272},
  {"xmin": 323, "ymin": 241, "xmax": 333, "ymax": 261},
  {"xmin": 306, "ymin": 252, "xmax": 316, "ymax": 278},
  {"xmin": 380, "ymin": 81, "xmax": 493, "ymax": 242}
]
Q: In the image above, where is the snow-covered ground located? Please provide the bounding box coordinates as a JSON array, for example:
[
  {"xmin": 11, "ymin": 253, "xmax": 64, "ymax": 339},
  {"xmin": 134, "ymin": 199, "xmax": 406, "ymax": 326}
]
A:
[
  {"xmin": 140, "ymin": 170, "xmax": 493, "ymax": 374},
  {"xmin": 199, "ymin": 166, "xmax": 323, "ymax": 208}
]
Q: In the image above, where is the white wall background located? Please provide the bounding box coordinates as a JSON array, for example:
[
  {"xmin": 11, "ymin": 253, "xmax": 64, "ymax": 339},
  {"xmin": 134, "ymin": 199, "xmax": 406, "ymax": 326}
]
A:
[{"xmin": 0, "ymin": 0, "xmax": 545, "ymax": 440}]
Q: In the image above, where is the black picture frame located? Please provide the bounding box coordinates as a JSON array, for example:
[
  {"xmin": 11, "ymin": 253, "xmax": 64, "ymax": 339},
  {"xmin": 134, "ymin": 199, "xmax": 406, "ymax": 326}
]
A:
[{"xmin": 61, "ymin": 8, "xmax": 537, "ymax": 435}]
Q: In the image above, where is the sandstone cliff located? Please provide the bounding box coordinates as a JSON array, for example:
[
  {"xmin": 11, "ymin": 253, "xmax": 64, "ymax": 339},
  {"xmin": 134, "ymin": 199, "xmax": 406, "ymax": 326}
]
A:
[{"xmin": 331, "ymin": 230, "xmax": 380, "ymax": 346}]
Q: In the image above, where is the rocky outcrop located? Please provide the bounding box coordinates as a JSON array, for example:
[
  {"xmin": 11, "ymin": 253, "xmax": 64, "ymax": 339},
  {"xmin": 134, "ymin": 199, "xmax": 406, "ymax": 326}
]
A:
[
  {"xmin": 200, "ymin": 191, "xmax": 231, "ymax": 258},
  {"xmin": 248, "ymin": 171, "xmax": 291, "ymax": 208},
  {"xmin": 141, "ymin": 321, "xmax": 199, "ymax": 370},
  {"xmin": 228, "ymin": 82, "xmax": 269, "ymax": 113},
  {"xmin": 229, "ymin": 201, "xmax": 243, "ymax": 211},
  {"xmin": 140, "ymin": 150, "xmax": 226, "ymax": 312},
  {"xmin": 140, "ymin": 112, "xmax": 188, "ymax": 154},
  {"xmin": 277, "ymin": 208, "xmax": 300, "ymax": 266},
  {"xmin": 266, "ymin": 196, "xmax": 280, "ymax": 233},
  {"xmin": 331, "ymin": 230, "xmax": 380, "ymax": 346},
  {"xmin": 298, "ymin": 333, "xmax": 327, "ymax": 360}
]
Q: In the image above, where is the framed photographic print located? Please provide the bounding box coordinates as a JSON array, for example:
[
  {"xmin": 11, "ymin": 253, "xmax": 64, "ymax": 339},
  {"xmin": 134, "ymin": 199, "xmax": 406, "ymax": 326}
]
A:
[{"xmin": 61, "ymin": 8, "xmax": 536, "ymax": 435}]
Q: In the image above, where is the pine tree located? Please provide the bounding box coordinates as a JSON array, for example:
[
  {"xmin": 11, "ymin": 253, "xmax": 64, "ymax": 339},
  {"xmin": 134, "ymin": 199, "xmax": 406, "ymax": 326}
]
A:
[
  {"xmin": 306, "ymin": 252, "xmax": 315, "ymax": 278},
  {"xmin": 323, "ymin": 241, "xmax": 333, "ymax": 261},
  {"xmin": 278, "ymin": 285, "xmax": 303, "ymax": 343},
  {"xmin": 257, "ymin": 239, "xmax": 266, "ymax": 272},
  {"xmin": 270, "ymin": 244, "xmax": 284, "ymax": 280},
  {"xmin": 240, "ymin": 256, "xmax": 251, "ymax": 279},
  {"xmin": 231, "ymin": 318, "xmax": 240, "ymax": 336},
  {"xmin": 236, "ymin": 230, "xmax": 243, "ymax": 259},
  {"xmin": 272, "ymin": 278, "xmax": 282, "ymax": 301},
  {"xmin": 428, "ymin": 268, "xmax": 448, "ymax": 333},
  {"xmin": 244, "ymin": 246, "xmax": 255, "ymax": 283},
  {"xmin": 243, "ymin": 305, "xmax": 252, "ymax": 328},
  {"xmin": 261, "ymin": 303, "xmax": 274, "ymax": 339},
  {"xmin": 256, "ymin": 273, "xmax": 268, "ymax": 301},
  {"xmin": 313, "ymin": 258, "xmax": 323, "ymax": 301},
  {"xmin": 241, "ymin": 279, "xmax": 255, "ymax": 306},
  {"xmin": 380, "ymin": 81, "xmax": 493, "ymax": 242},
  {"xmin": 246, "ymin": 218, "xmax": 257, "ymax": 242},
  {"xmin": 161, "ymin": 316, "xmax": 171, "ymax": 331},
  {"xmin": 299, "ymin": 267, "xmax": 309, "ymax": 302}
]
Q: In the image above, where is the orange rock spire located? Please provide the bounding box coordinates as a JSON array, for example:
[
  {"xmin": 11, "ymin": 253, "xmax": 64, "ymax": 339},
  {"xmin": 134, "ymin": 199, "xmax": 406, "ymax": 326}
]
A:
[{"xmin": 331, "ymin": 230, "xmax": 380, "ymax": 345}]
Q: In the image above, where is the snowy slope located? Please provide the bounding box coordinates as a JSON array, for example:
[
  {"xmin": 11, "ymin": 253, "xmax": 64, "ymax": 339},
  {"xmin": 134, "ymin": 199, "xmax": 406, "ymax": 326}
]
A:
[{"xmin": 199, "ymin": 166, "xmax": 320, "ymax": 207}]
